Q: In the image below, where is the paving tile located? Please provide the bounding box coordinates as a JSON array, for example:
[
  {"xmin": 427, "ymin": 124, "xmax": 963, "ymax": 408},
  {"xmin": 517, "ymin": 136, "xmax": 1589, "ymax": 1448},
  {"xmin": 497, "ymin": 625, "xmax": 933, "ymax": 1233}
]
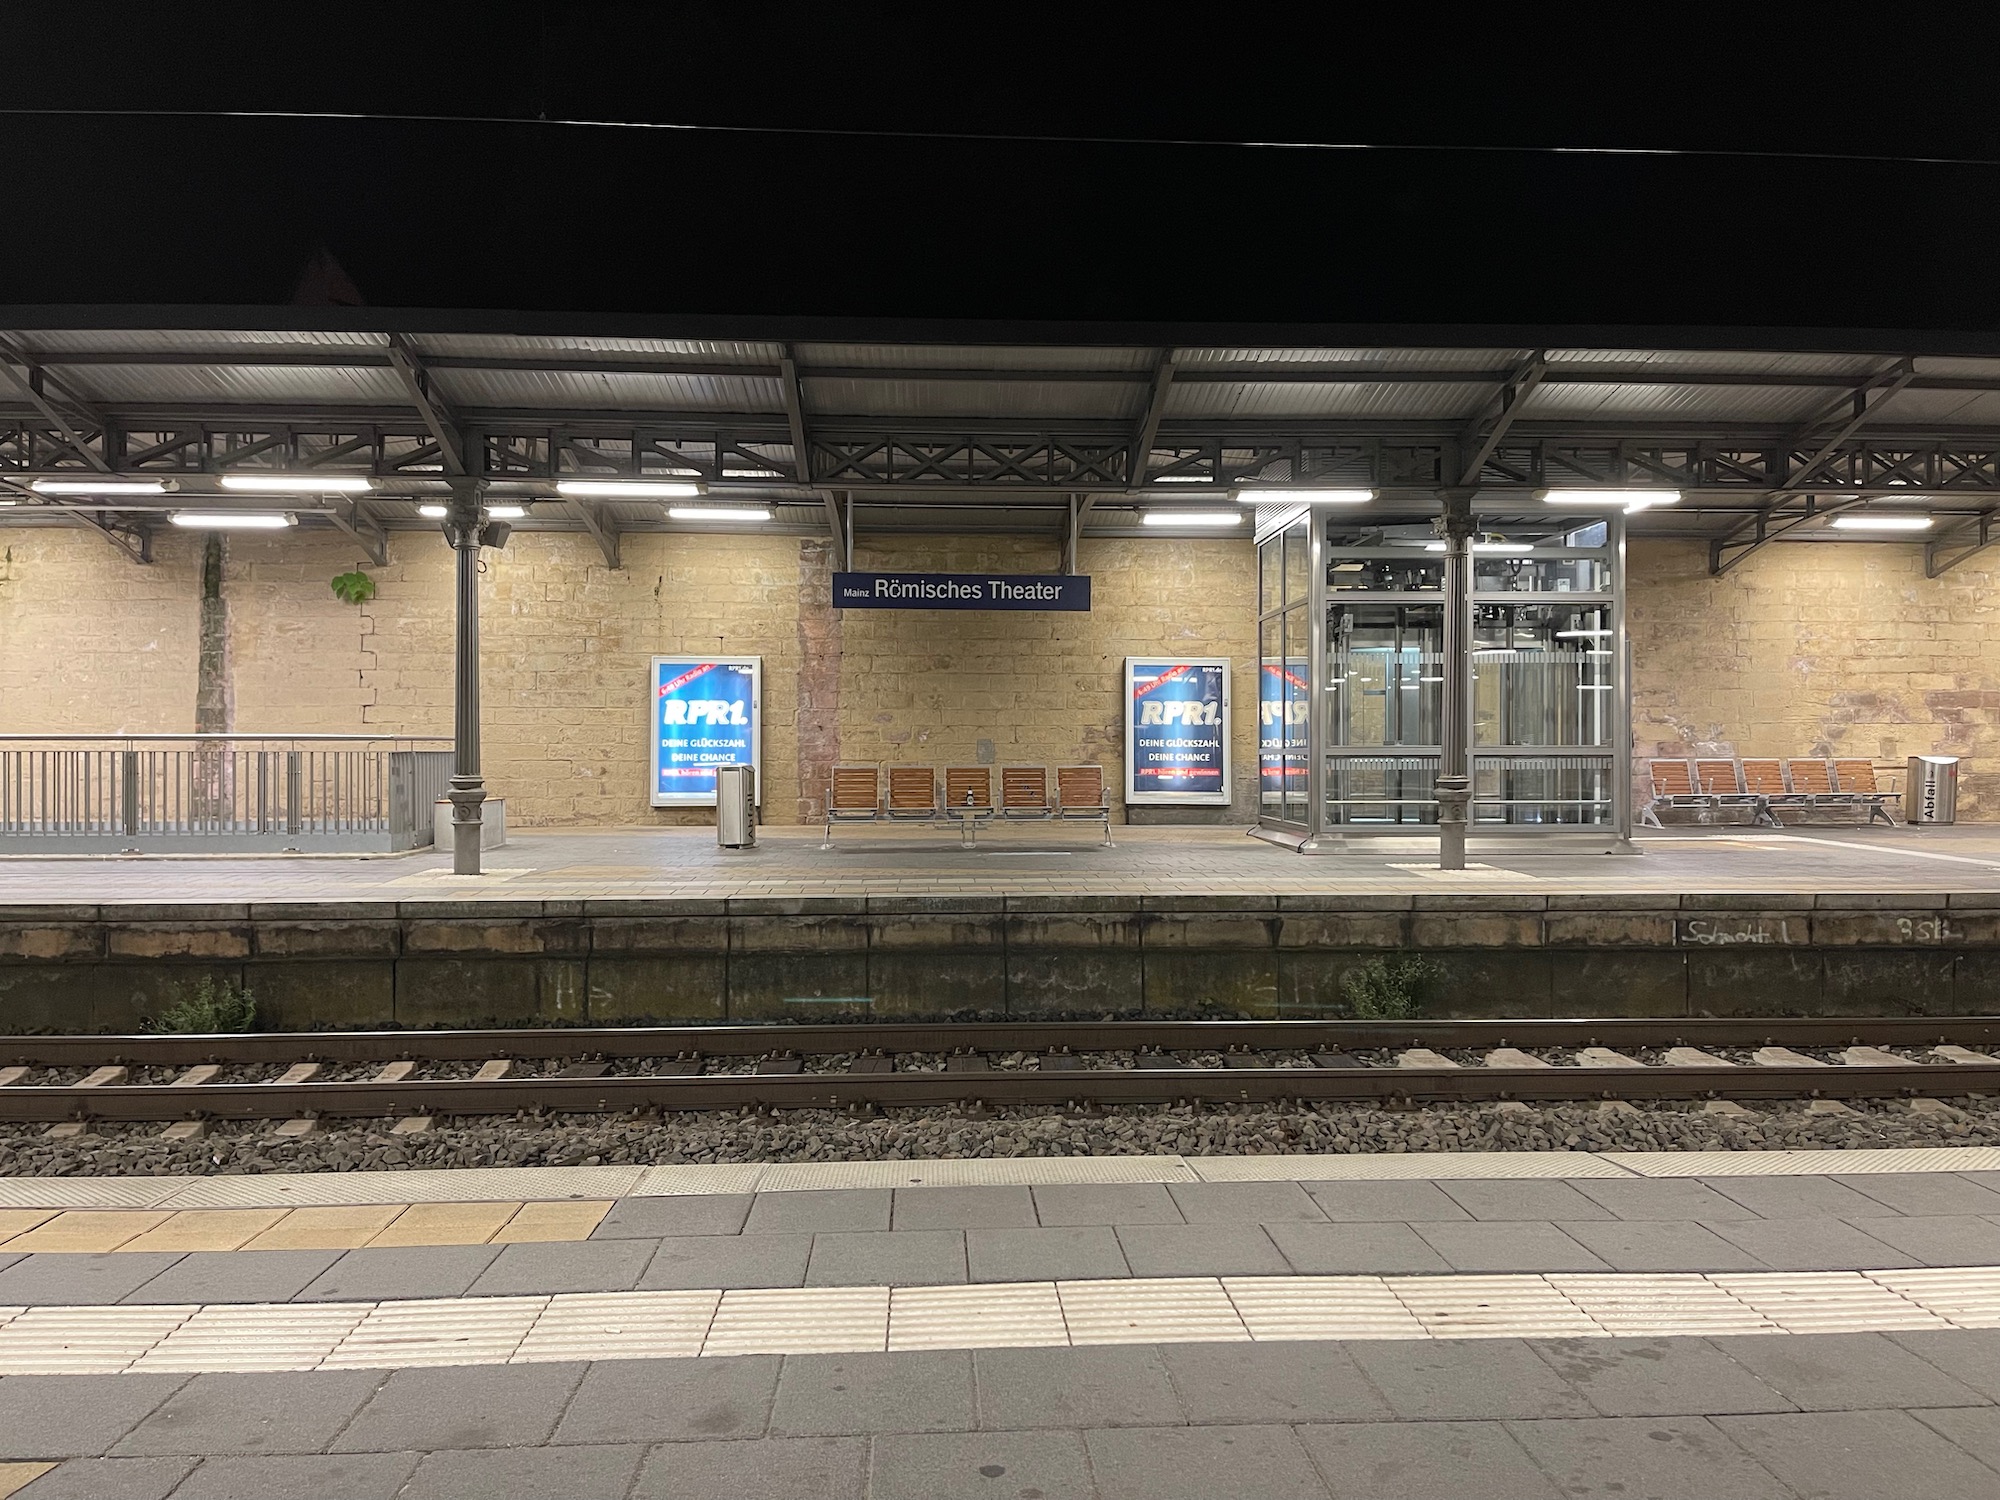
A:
[
  {"xmin": 1263, "ymin": 1222, "xmax": 1453, "ymax": 1275},
  {"xmin": 1564, "ymin": 1177, "xmax": 1761, "ymax": 1221},
  {"xmin": 1296, "ymin": 1420, "xmax": 1559, "ymax": 1500},
  {"xmin": 889, "ymin": 1187, "xmax": 1036, "ymax": 1230},
  {"xmin": 1160, "ymin": 1340, "xmax": 1392, "ymax": 1423},
  {"xmin": 1717, "ymin": 1330, "xmax": 1988, "ymax": 1411},
  {"xmin": 768, "ymin": 1349, "xmax": 974, "ymax": 1436},
  {"xmin": 0, "ymin": 1456, "xmax": 192, "ymax": 1500},
  {"xmin": 331, "ymin": 1362, "xmax": 587, "ymax": 1451},
  {"xmin": 1410, "ymin": 1222, "xmax": 1610, "ymax": 1273},
  {"xmin": 553, "ymin": 1355, "xmax": 779, "ymax": 1444},
  {"xmin": 0, "ymin": 1374, "xmax": 188, "ymax": 1459},
  {"xmin": 742, "ymin": 1190, "xmax": 891, "ymax": 1234},
  {"xmin": 1847, "ymin": 1215, "xmax": 2000, "ymax": 1266},
  {"xmin": 151, "ymin": 1452, "xmax": 419, "ymax": 1500},
  {"xmin": 869, "ymin": 1430, "xmax": 1094, "ymax": 1500},
  {"xmin": 1719, "ymin": 1408, "xmax": 2000, "ymax": 1500},
  {"xmin": 966, "ymin": 1226, "xmax": 1130, "ymax": 1283},
  {"xmin": 1299, "ymin": 1181, "xmax": 1473, "ymax": 1223},
  {"xmin": 889, "ymin": 1283, "xmax": 1067, "ymax": 1351},
  {"xmin": 1031, "ymin": 1183, "xmax": 1184, "ymax": 1226},
  {"xmin": 1700, "ymin": 1176, "xmax": 1902, "ymax": 1219},
  {"xmin": 395, "ymin": 1443, "xmax": 644, "ymax": 1500},
  {"xmin": 1554, "ymin": 1219, "xmax": 1770, "ymax": 1273},
  {"xmin": 1346, "ymin": 1338, "xmax": 1594, "ymax": 1420},
  {"xmin": 296, "ymin": 1245, "xmax": 500, "ymax": 1302},
  {"xmin": 1085, "ymin": 1425, "xmax": 1330, "ymax": 1500},
  {"xmin": 702, "ymin": 1286, "xmax": 887, "ymax": 1356},
  {"xmin": 0, "ymin": 1462, "xmax": 51, "ymax": 1498},
  {"xmin": 0, "ymin": 1213, "xmax": 57, "ymax": 1247},
  {"xmin": 590, "ymin": 1196, "xmax": 752, "ymax": 1239},
  {"xmin": 1165, "ymin": 1182, "xmax": 1327, "ymax": 1224},
  {"xmin": 240, "ymin": 1208, "xmax": 403, "ymax": 1252},
  {"xmin": 974, "ymin": 1345, "xmax": 1184, "ymax": 1429},
  {"xmin": 1837, "ymin": 1173, "xmax": 2000, "ymax": 1216},
  {"xmin": 637, "ymin": 1234, "xmax": 811, "ymax": 1290},
  {"xmin": 1702, "ymin": 1216, "xmax": 1923, "ymax": 1271},
  {"xmin": 805, "ymin": 1230, "xmax": 966, "ymax": 1286},
  {"xmin": 2, "ymin": 1214, "xmax": 170, "ymax": 1254},
  {"xmin": 0, "ymin": 1255, "xmax": 188, "ymax": 1307},
  {"xmin": 629, "ymin": 1435, "xmax": 866, "ymax": 1500},
  {"xmin": 491, "ymin": 1200, "xmax": 613, "ymax": 1243},
  {"xmin": 465, "ymin": 1239, "xmax": 655, "ymax": 1297},
  {"xmin": 1113, "ymin": 1223, "xmax": 1290, "ymax": 1278},
  {"xmin": 1506, "ymin": 1414, "xmax": 1789, "ymax": 1499},
  {"xmin": 1528, "ymin": 1336, "xmax": 1792, "ymax": 1416},
  {"xmin": 110, "ymin": 1370, "xmax": 385, "ymax": 1456},
  {"xmin": 116, "ymin": 1212, "xmax": 287, "ymax": 1254},
  {"xmin": 1889, "ymin": 1330, "xmax": 2000, "ymax": 1399},
  {"xmin": 120, "ymin": 1251, "xmax": 342, "ymax": 1307},
  {"xmin": 1438, "ymin": 1180, "xmax": 1616, "ymax": 1222},
  {"xmin": 366, "ymin": 1202, "xmax": 519, "ymax": 1248}
]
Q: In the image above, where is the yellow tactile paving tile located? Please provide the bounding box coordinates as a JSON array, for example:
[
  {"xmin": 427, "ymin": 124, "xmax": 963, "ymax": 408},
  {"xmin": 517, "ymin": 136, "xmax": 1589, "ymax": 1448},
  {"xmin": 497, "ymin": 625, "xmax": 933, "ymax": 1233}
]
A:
[
  {"xmin": 0, "ymin": 1210, "xmax": 59, "ymax": 1247},
  {"xmin": 491, "ymin": 1200, "xmax": 613, "ymax": 1243},
  {"xmin": 366, "ymin": 1201, "xmax": 522, "ymax": 1247},
  {"xmin": 1, "ymin": 1211, "xmax": 172, "ymax": 1253},
  {"xmin": 240, "ymin": 1205, "xmax": 404, "ymax": 1251},
  {"xmin": 117, "ymin": 1209, "xmax": 290, "ymax": 1254},
  {"xmin": 0, "ymin": 1463, "xmax": 56, "ymax": 1498}
]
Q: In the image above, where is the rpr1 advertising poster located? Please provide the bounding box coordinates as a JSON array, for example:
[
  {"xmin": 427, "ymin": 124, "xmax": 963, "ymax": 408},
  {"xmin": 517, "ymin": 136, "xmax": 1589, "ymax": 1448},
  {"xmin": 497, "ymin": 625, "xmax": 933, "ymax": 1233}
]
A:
[
  {"xmin": 649, "ymin": 656, "xmax": 761, "ymax": 805},
  {"xmin": 1124, "ymin": 658, "xmax": 1231, "ymax": 805}
]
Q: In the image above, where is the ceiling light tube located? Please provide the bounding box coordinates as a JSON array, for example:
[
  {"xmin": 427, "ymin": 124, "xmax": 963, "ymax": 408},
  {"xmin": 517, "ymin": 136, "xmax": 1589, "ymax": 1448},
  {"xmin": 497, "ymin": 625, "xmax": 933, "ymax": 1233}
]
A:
[
  {"xmin": 1829, "ymin": 514, "xmax": 1933, "ymax": 531},
  {"xmin": 418, "ymin": 504, "xmax": 448, "ymax": 518},
  {"xmin": 1541, "ymin": 488, "xmax": 1680, "ymax": 510},
  {"xmin": 1142, "ymin": 511, "xmax": 1242, "ymax": 527},
  {"xmin": 483, "ymin": 505, "xmax": 526, "ymax": 519},
  {"xmin": 31, "ymin": 478, "xmax": 169, "ymax": 495},
  {"xmin": 219, "ymin": 474, "xmax": 373, "ymax": 493},
  {"xmin": 668, "ymin": 506, "xmax": 774, "ymax": 522},
  {"xmin": 1235, "ymin": 488, "xmax": 1376, "ymax": 504},
  {"xmin": 557, "ymin": 479, "xmax": 702, "ymax": 498},
  {"xmin": 169, "ymin": 512, "xmax": 294, "ymax": 529},
  {"xmin": 1421, "ymin": 540, "xmax": 1535, "ymax": 553}
]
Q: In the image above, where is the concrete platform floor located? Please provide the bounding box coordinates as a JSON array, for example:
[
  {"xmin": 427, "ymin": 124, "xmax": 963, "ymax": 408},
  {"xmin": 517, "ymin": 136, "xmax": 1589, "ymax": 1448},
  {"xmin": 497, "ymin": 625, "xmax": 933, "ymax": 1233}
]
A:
[{"xmin": 5, "ymin": 823, "xmax": 2000, "ymax": 904}]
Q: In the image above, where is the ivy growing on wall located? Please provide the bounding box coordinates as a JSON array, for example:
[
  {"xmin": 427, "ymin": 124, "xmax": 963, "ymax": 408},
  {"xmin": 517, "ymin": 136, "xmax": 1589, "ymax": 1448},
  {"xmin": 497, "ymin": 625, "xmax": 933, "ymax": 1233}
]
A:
[{"xmin": 330, "ymin": 570, "xmax": 377, "ymax": 604}]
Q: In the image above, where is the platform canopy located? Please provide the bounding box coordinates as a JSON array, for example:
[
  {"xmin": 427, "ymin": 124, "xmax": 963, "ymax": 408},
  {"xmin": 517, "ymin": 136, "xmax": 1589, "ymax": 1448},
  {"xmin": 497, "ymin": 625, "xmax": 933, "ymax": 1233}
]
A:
[{"xmin": 5, "ymin": 317, "xmax": 2000, "ymax": 577}]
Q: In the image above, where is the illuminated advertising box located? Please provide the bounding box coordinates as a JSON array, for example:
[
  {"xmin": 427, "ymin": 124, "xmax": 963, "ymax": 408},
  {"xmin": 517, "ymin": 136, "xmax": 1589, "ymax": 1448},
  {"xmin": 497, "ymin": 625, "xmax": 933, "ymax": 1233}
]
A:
[
  {"xmin": 649, "ymin": 656, "xmax": 761, "ymax": 806},
  {"xmin": 1124, "ymin": 658, "xmax": 1231, "ymax": 805}
]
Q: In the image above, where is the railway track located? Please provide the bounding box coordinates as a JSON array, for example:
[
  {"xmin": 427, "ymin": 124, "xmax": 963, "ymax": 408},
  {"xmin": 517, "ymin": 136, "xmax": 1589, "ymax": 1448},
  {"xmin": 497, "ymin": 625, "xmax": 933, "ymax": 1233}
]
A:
[{"xmin": 5, "ymin": 1018, "xmax": 2000, "ymax": 1123}]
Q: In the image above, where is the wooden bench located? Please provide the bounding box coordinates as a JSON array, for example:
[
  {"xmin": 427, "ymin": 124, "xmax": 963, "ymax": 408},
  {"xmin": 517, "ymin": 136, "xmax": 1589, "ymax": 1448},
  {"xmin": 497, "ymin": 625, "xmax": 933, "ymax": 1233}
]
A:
[
  {"xmin": 885, "ymin": 765, "xmax": 942, "ymax": 822},
  {"xmin": 1833, "ymin": 759, "xmax": 1901, "ymax": 826},
  {"xmin": 1055, "ymin": 764, "xmax": 1113, "ymax": 846},
  {"xmin": 943, "ymin": 766, "xmax": 996, "ymax": 845},
  {"xmin": 1739, "ymin": 758, "xmax": 1809, "ymax": 826},
  {"xmin": 1000, "ymin": 765, "xmax": 1053, "ymax": 820},
  {"xmin": 1695, "ymin": 758, "xmax": 1778, "ymax": 826},
  {"xmin": 821, "ymin": 765, "xmax": 882, "ymax": 847}
]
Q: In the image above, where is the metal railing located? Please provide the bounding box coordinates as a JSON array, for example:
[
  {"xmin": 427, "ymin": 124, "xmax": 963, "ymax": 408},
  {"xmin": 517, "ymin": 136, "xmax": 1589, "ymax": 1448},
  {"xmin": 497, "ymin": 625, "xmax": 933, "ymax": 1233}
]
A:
[{"xmin": 0, "ymin": 735, "xmax": 453, "ymax": 852}]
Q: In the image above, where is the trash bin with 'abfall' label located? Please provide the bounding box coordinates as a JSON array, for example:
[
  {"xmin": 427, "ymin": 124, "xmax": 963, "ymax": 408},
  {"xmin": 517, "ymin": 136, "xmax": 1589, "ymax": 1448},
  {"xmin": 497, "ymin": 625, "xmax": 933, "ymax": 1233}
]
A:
[
  {"xmin": 715, "ymin": 763, "xmax": 757, "ymax": 847},
  {"xmin": 1905, "ymin": 755, "xmax": 1960, "ymax": 824}
]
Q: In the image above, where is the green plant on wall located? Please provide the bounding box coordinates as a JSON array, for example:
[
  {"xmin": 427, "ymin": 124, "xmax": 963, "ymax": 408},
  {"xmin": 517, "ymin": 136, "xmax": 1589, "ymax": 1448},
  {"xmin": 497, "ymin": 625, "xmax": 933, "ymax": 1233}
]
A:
[
  {"xmin": 1339, "ymin": 954, "xmax": 1441, "ymax": 1020},
  {"xmin": 143, "ymin": 977, "xmax": 259, "ymax": 1034},
  {"xmin": 330, "ymin": 570, "xmax": 377, "ymax": 604}
]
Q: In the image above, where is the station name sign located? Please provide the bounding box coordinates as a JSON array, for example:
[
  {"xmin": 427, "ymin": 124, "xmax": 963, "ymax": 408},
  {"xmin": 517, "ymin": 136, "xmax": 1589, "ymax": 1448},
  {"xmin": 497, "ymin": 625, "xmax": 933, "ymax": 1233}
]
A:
[{"xmin": 833, "ymin": 571, "xmax": 1091, "ymax": 611}]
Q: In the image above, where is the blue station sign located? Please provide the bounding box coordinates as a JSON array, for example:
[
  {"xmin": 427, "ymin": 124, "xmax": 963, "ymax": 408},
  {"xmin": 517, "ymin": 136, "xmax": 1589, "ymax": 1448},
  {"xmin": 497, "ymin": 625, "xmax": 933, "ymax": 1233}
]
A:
[
  {"xmin": 833, "ymin": 572, "xmax": 1091, "ymax": 611},
  {"xmin": 649, "ymin": 656, "xmax": 761, "ymax": 806}
]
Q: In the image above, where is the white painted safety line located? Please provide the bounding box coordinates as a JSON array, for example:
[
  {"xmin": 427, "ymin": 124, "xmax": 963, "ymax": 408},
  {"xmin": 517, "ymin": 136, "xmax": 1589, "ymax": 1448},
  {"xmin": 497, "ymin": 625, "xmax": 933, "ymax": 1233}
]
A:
[
  {"xmin": 7, "ymin": 1144, "xmax": 2000, "ymax": 1213},
  {"xmin": 0, "ymin": 1268, "xmax": 1996, "ymax": 1376},
  {"xmin": 1758, "ymin": 832, "xmax": 2000, "ymax": 871}
]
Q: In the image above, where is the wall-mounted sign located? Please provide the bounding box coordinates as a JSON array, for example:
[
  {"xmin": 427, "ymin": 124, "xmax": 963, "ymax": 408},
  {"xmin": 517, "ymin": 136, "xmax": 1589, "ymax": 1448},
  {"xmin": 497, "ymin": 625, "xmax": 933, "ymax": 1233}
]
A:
[
  {"xmin": 833, "ymin": 572, "xmax": 1091, "ymax": 611},
  {"xmin": 649, "ymin": 656, "xmax": 761, "ymax": 806},
  {"xmin": 1125, "ymin": 658, "xmax": 1231, "ymax": 805}
]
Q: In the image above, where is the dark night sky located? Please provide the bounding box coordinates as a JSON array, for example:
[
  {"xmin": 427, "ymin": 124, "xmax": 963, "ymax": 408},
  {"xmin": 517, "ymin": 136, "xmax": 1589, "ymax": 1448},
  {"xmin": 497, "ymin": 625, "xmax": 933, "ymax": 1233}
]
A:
[{"xmin": 7, "ymin": 4, "xmax": 2000, "ymax": 334}]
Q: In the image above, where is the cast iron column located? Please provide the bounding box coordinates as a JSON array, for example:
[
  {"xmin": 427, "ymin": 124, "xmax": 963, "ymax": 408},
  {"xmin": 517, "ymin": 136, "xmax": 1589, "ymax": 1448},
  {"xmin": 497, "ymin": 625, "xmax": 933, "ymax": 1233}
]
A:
[
  {"xmin": 443, "ymin": 482, "xmax": 486, "ymax": 875},
  {"xmin": 1434, "ymin": 492, "xmax": 1477, "ymax": 871}
]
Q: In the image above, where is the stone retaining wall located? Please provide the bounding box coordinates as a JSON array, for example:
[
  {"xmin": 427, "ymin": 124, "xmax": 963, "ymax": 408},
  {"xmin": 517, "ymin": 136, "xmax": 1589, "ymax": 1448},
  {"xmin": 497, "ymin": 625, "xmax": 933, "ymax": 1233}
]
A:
[{"xmin": 2, "ymin": 894, "xmax": 1997, "ymax": 1030}]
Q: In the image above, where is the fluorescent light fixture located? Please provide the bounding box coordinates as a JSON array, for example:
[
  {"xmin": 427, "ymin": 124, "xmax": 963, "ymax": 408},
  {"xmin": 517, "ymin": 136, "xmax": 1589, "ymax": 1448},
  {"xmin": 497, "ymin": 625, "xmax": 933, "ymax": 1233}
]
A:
[
  {"xmin": 668, "ymin": 505, "xmax": 774, "ymax": 522},
  {"xmin": 1555, "ymin": 628, "xmax": 1613, "ymax": 639},
  {"xmin": 1235, "ymin": 487, "xmax": 1375, "ymax": 504},
  {"xmin": 1418, "ymin": 675, "xmax": 1445, "ymax": 683},
  {"xmin": 31, "ymin": 478, "xmax": 168, "ymax": 495},
  {"xmin": 0, "ymin": 499, "xmax": 15, "ymax": 507},
  {"xmin": 418, "ymin": 504, "xmax": 448, "ymax": 518},
  {"xmin": 169, "ymin": 511, "xmax": 293, "ymax": 529},
  {"xmin": 1829, "ymin": 514, "xmax": 1933, "ymax": 531},
  {"xmin": 484, "ymin": 505, "xmax": 526, "ymax": 519},
  {"xmin": 219, "ymin": 474, "xmax": 373, "ymax": 493},
  {"xmin": 1150, "ymin": 475, "xmax": 1215, "ymax": 484},
  {"xmin": 1420, "ymin": 540, "xmax": 1535, "ymax": 553},
  {"xmin": 557, "ymin": 479, "xmax": 701, "ymax": 498},
  {"xmin": 1141, "ymin": 511, "xmax": 1242, "ymax": 527},
  {"xmin": 1542, "ymin": 488, "xmax": 1680, "ymax": 511}
]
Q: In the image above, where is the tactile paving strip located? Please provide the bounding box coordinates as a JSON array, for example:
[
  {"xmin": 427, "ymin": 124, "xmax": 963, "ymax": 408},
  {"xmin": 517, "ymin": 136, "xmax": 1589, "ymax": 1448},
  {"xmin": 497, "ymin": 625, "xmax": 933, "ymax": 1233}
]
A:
[{"xmin": 1193, "ymin": 1152, "xmax": 1633, "ymax": 1181}]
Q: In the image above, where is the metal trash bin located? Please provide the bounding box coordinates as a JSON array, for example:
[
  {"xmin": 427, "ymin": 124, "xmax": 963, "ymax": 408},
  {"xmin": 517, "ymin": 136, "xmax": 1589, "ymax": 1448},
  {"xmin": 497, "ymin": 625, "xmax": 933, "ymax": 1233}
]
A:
[
  {"xmin": 715, "ymin": 764, "xmax": 757, "ymax": 848},
  {"xmin": 1906, "ymin": 755, "xmax": 1961, "ymax": 824}
]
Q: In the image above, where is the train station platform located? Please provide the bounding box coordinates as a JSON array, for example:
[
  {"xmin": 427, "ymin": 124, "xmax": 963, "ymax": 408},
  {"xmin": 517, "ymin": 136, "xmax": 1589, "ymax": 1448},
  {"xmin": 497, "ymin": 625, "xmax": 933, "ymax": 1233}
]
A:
[{"xmin": 6, "ymin": 1150, "xmax": 2000, "ymax": 1496}]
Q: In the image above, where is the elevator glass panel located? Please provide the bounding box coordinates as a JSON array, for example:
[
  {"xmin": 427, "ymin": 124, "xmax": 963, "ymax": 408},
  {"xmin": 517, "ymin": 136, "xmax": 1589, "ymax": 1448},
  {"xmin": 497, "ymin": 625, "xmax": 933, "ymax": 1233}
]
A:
[{"xmin": 1325, "ymin": 603, "xmax": 1444, "ymax": 825}]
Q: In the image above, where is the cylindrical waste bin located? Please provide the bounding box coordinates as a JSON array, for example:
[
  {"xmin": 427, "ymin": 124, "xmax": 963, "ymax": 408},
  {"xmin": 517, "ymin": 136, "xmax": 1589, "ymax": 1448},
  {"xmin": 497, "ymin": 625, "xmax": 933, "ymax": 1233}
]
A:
[
  {"xmin": 1905, "ymin": 755, "xmax": 1960, "ymax": 824},
  {"xmin": 715, "ymin": 764, "xmax": 757, "ymax": 847}
]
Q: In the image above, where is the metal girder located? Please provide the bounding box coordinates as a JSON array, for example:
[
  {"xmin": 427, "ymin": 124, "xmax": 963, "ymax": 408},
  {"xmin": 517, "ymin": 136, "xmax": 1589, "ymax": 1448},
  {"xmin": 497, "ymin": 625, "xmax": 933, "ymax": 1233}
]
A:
[
  {"xmin": 569, "ymin": 498, "xmax": 621, "ymax": 569},
  {"xmin": 1926, "ymin": 508, "xmax": 2000, "ymax": 578},
  {"xmin": 1458, "ymin": 350, "xmax": 1548, "ymax": 486},
  {"xmin": 1062, "ymin": 495, "xmax": 1096, "ymax": 574},
  {"xmin": 1708, "ymin": 495, "xmax": 1870, "ymax": 576},
  {"xmin": 1774, "ymin": 358, "xmax": 1920, "ymax": 494},
  {"xmin": 822, "ymin": 490, "xmax": 852, "ymax": 569},
  {"xmin": 779, "ymin": 345, "xmax": 813, "ymax": 487},
  {"xmin": 323, "ymin": 498, "xmax": 388, "ymax": 567},
  {"xmin": 0, "ymin": 337, "xmax": 112, "ymax": 473},
  {"xmin": 1129, "ymin": 350, "xmax": 1178, "ymax": 489},
  {"xmin": 384, "ymin": 335, "xmax": 465, "ymax": 476}
]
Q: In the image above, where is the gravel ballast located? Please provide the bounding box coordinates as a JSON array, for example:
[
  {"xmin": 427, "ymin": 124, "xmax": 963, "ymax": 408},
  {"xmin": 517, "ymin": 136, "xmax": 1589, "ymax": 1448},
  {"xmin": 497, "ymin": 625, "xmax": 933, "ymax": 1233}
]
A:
[{"xmin": 3, "ymin": 1095, "xmax": 1999, "ymax": 1177}]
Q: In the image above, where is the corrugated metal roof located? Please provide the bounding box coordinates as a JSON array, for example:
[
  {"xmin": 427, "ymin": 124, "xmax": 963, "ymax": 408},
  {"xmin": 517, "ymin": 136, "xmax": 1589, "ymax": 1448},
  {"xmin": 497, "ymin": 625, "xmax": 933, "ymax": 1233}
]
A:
[
  {"xmin": 795, "ymin": 343, "xmax": 1155, "ymax": 371},
  {"xmin": 1167, "ymin": 379, "xmax": 1499, "ymax": 421},
  {"xmin": 1542, "ymin": 348, "xmax": 1887, "ymax": 376},
  {"xmin": 21, "ymin": 328, "xmax": 387, "ymax": 353},
  {"xmin": 803, "ymin": 377, "xmax": 1141, "ymax": 421},
  {"xmin": 1517, "ymin": 381, "xmax": 1838, "ymax": 425},
  {"xmin": 418, "ymin": 332, "xmax": 784, "ymax": 363},
  {"xmin": 1178, "ymin": 346, "xmax": 1523, "ymax": 370},
  {"xmin": 56, "ymin": 362, "xmax": 407, "ymax": 406},
  {"xmin": 435, "ymin": 367, "xmax": 781, "ymax": 414}
]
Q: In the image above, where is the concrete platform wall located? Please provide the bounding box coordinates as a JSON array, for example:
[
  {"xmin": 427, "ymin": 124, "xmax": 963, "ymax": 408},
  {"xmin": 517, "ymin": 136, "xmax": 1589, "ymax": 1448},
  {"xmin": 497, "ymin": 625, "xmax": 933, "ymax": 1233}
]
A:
[{"xmin": 4, "ymin": 894, "xmax": 2000, "ymax": 1031}]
